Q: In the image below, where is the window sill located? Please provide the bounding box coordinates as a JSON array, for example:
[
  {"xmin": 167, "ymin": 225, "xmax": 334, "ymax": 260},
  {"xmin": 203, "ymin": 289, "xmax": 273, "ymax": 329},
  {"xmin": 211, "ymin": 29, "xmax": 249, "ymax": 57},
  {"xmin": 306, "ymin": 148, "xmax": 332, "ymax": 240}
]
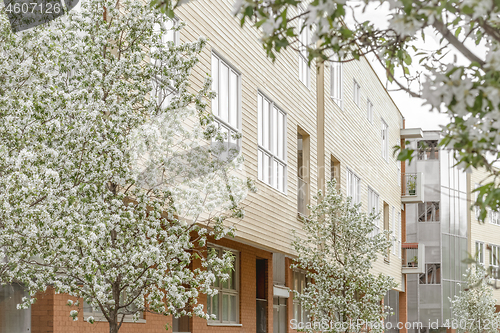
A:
[{"xmin": 207, "ymin": 323, "xmax": 243, "ymax": 327}]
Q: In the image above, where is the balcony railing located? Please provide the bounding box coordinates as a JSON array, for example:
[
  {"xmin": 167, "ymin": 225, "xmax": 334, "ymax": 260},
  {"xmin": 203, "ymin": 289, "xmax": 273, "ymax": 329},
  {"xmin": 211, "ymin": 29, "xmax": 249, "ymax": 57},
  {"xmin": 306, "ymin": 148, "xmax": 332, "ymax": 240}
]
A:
[
  {"xmin": 401, "ymin": 172, "xmax": 424, "ymax": 203},
  {"xmin": 402, "ymin": 243, "xmax": 426, "ymax": 274},
  {"xmin": 297, "ymin": 176, "xmax": 307, "ymax": 216}
]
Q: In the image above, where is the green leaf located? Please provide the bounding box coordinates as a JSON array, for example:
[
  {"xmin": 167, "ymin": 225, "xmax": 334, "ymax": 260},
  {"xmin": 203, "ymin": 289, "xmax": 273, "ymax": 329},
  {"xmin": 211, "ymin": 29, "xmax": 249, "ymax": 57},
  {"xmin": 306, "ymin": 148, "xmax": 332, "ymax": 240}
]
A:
[{"xmin": 455, "ymin": 26, "xmax": 462, "ymax": 38}]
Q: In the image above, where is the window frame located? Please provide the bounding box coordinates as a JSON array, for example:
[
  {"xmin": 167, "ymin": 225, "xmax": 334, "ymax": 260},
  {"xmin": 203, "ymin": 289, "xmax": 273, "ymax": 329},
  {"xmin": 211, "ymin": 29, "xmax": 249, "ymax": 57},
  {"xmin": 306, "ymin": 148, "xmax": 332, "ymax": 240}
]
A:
[
  {"xmin": 476, "ymin": 241, "xmax": 485, "ymax": 265},
  {"xmin": 381, "ymin": 119, "xmax": 388, "ymax": 161},
  {"xmin": 353, "ymin": 79, "xmax": 360, "ymax": 106},
  {"xmin": 83, "ymin": 293, "xmax": 145, "ymax": 323},
  {"xmin": 211, "ymin": 51, "xmax": 242, "ymax": 149},
  {"xmin": 490, "ymin": 244, "xmax": 500, "ymax": 280},
  {"xmin": 417, "ymin": 202, "xmax": 440, "ymax": 222},
  {"xmin": 292, "ymin": 270, "xmax": 311, "ymax": 324},
  {"xmin": 346, "ymin": 168, "xmax": 361, "ymax": 206},
  {"xmin": 257, "ymin": 92, "xmax": 287, "ymax": 193},
  {"xmin": 367, "ymin": 186, "xmax": 380, "ymax": 236},
  {"xmin": 367, "ymin": 99, "xmax": 373, "ymax": 123},
  {"xmin": 330, "ymin": 61, "xmax": 343, "ymax": 109},
  {"xmin": 207, "ymin": 244, "xmax": 240, "ymax": 325}
]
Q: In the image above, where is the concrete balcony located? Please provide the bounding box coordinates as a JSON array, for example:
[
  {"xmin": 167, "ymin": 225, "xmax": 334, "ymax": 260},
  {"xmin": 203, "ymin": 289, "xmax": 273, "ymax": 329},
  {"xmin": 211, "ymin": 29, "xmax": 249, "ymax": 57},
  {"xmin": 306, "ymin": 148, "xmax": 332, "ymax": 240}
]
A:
[
  {"xmin": 402, "ymin": 243, "xmax": 426, "ymax": 274},
  {"xmin": 401, "ymin": 172, "xmax": 424, "ymax": 203}
]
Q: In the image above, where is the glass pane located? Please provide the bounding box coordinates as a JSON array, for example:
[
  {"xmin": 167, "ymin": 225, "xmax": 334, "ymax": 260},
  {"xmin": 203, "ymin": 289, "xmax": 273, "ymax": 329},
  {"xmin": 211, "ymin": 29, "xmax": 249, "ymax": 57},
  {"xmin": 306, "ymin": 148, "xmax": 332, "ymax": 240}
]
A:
[
  {"xmin": 258, "ymin": 95, "xmax": 263, "ymax": 146},
  {"xmin": 264, "ymin": 154, "xmax": 270, "ymax": 185},
  {"xmin": 293, "ymin": 303, "xmax": 300, "ymax": 321},
  {"xmin": 229, "ymin": 71, "xmax": 238, "ymax": 129},
  {"xmin": 263, "ymin": 99, "xmax": 269, "ymax": 150},
  {"xmin": 211, "ymin": 56, "xmax": 219, "ymax": 116},
  {"xmin": 278, "ymin": 112, "xmax": 284, "ymax": 160},
  {"xmin": 272, "ymin": 107, "xmax": 278, "ymax": 155},
  {"xmin": 258, "ymin": 150, "xmax": 263, "ymax": 181},
  {"xmin": 222, "ymin": 294, "xmax": 229, "ymax": 321},
  {"xmin": 278, "ymin": 163, "xmax": 284, "ymax": 192},
  {"xmin": 220, "ymin": 63, "xmax": 229, "ymax": 123},
  {"xmin": 230, "ymin": 295, "xmax": 237, "ymax": 322}
]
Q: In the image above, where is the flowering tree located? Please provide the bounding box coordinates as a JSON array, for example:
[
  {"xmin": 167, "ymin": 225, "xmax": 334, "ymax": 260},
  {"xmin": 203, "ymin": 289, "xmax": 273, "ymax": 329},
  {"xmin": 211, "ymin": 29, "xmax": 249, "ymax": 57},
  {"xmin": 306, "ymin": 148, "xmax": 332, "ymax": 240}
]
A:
[
  {"xmin": 451, "ymin": 264, "xmax": 500, "ymax": 333},
  {"xmin": 291, "ymin": 180, "xmax": 395, "ymax": 333},
  {"xmin": 160, "ymin": 0, "xmax": 500, "ymax": 219},
  {"xmin": 0, "ymin": 0, "xmax": 252, "ymax": 332}
]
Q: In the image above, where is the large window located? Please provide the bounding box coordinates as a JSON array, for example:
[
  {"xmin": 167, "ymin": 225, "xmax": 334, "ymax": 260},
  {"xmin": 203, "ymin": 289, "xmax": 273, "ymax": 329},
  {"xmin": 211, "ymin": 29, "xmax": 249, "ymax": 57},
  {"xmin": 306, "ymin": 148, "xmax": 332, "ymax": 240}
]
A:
[
  {"xmin": 207, "ymin": 245, "xmax": 239, "ymax": 324},
  {"xmin": 353, "ymin": 79, "xmax": 360, "ymax": 106},
  {"xmin": 397, "ymin": 212, "xmax": 401, "ymax": 258},
  {"xmin": 418, "ymin": 202, "xmax": 440, "ymax": 222},
  {"xmin": 83, "ymin": 293, "xmax": 144, "ymax": 322},
  {"xmin": 381, "ymin": 119, "xmax": 388, "ymax": 161},
  {"xmin": 298, "ymin": 8, "xmax": 310, "ymax": 87},
  {"xmin": 211, "ymin": 53, "xmax": 241, "ymax": 148},
  {"xmin": 392, "ymin": 206, "xmax": 396, "ymax": 255},
  {"xmin": 347, "ymin": 169, "xmax": 360, "ymax": 205},
  {"xmin": 258, "ymin": 93, "xmax": 287, "ymax": 192},
  {"xmin": 476, "ymin": 241, "xmax": 484, "ymax": 265},
  {"xmin": 292, "ymin": 271, "xmax": 310, "ymax": 324},
  {"xmin": 330, "ymin": 61, "xmax": 343, "ymax": 108},
  {"xmin": 368, "ymin": 187, "xmax": 379, "ymax": 235}
]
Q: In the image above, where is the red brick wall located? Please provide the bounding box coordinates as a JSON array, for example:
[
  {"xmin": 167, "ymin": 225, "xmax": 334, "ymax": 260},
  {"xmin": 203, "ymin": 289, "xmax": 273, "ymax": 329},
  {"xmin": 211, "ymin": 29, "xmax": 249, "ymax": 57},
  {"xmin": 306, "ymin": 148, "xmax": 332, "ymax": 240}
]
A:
[{"xmin": 29, "ymin": 236, "xmax": 273, "ymax": 333}]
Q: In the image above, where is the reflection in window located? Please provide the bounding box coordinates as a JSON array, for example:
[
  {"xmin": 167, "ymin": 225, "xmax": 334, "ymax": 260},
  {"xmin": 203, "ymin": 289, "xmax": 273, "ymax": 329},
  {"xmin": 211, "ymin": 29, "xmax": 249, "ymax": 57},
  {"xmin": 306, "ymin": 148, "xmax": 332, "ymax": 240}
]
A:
[
  {"xmin": 418, "ymin": 202, "xmax": 440, "ymax": 222},
  {"xmin": 293, "ymin": 271, "xmax": 311, "ymax": 324},
  {"xmin": 419, "ymin": 264, "xmax": 441, "ymax": 284},
  {"xmin": 417, "ymin": 140, "xmax": 439, "ymax": 160}
]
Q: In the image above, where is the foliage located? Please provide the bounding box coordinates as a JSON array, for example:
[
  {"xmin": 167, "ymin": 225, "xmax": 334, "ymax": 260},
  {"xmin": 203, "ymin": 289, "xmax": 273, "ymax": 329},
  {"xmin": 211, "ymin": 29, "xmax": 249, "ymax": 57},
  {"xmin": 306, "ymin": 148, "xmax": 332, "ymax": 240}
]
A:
[
  {"xmin": 291, "ymin": 180, "xmax": 395, "ymax": 333},
  {"xmin": 451, "ymin": 264, "xmax": 500, "ymax": 333},
  {"xmin": 0, "ymin": 0, "xmax": 252, "ymax": 332}
]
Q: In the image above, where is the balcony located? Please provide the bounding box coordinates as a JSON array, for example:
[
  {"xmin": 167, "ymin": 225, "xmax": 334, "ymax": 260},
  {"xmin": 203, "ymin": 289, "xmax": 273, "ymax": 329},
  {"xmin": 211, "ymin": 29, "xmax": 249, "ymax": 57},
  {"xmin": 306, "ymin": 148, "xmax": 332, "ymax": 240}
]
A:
[
  {"xmin": 297, "ymin": 176, "xmax": 307, "ymax": 216},
  {"xmin": 401, "ymin": 172, "xmax": 424, "ymax": 203},
  {"xmin": 402, "ymin": 243, "xmax": 426, "ymax": 274}
]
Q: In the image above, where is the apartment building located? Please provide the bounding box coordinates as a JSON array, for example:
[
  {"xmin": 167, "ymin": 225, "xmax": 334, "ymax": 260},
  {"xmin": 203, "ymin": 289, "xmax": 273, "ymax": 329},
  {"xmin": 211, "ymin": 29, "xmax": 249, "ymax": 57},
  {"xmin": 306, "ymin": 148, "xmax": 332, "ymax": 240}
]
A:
[
  {"xmin": 403, "ymin": 130, "xmax": 500, "ymax": 332},
  {"xmin": 0, "ymin": 0, "xmax": 408, "ymax": 332}
]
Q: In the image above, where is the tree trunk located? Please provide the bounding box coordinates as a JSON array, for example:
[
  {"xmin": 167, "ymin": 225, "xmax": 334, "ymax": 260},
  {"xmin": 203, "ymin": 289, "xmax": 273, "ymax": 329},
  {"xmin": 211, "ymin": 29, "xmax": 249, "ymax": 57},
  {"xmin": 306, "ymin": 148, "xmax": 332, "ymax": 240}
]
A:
[{"xmin": 109, "ymin": 320, "xmax": 119, "ymax": 333}]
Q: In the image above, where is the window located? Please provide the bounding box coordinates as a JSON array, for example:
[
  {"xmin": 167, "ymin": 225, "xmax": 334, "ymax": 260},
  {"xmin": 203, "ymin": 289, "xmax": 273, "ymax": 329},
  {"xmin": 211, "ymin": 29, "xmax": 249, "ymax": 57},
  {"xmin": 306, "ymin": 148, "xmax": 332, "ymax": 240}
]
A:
[
  {"xmin": 476, "ymin": 241, "xmax": 484, "ymax": 265},
  {"xmin": 258, "ymin": 93, "xmax": 287, "ymax": 192},
  {"xmin": 292, "ymin": 271, "xmax": 310, "ymax": 324},
  {"xmin": 347, "ymin": 169, "xmax": 360, "ymax": 205},
  {"xmin": 417, "ymin": 140, "xmax": 439, "ymax": 160},
  {"xmin": 151, "ymin": 18, "xmax": 179, "ymax": 109},
  {"xmin": 330, "ymin": 61, "xmax": 343, "ymax": 108},
  {"xmin": 381, "ymin": 119, "xmax": 388, "ymax": 161},
  {"xmin": 83, "ymin": 293, "xmax": 144, "ymax": 322},
  {"xmin": 419, "ymin": 264, "xmax": 441, "ymax": 284},
  {"xmin": 397, "ymin": 212, "xmax": 401, "ymax": 258},
  {"xmin": 298, "ymin": 7, "xmax": 310, "ymax": 87},
  {"xmin": 353, "ymin": 79, "xmax": 360, "ymax": 106},
  {"xmin": 367, "ymin": 99, "xmax": 373, "ymax": 123},
  {"xmin": 392, "ymin": 207, "xmax": 396, "ymax": 255},
  {"xmin": 489, "ymin": 209, "xmax": 500, "ymax": 226},
  {"xmin": 211, "ymin": 53, "xmax": 241, "ymax": 149},
  {"xmin": 207, "ymin": 245, "xmax": 239, "ymax": 324},
  {"xmin": 173, "ymin": 316, "xmax": 191, "ymax": 333},
  {"xmin": 330, "ymin": 156, "xmax": 341, "ymax": 190},
  {"xmin": 368, "ymin": 187, "xmax": 380, "ymax": 235},
  {"xmin": 490, "ymin": 245, "xmax": 500, "ymax": 280},
  {"xmin": 418, "ymin": 202, "xmax": 440, "ymax": 222}
]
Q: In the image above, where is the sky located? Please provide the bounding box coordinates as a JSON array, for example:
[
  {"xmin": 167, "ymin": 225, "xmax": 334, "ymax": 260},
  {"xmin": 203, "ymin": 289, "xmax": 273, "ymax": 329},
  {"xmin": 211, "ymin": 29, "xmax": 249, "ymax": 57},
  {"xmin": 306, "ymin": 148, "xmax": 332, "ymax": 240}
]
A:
[{"xmin": 347, "ymin": 1, "xmax": 461, "ymax": 131}]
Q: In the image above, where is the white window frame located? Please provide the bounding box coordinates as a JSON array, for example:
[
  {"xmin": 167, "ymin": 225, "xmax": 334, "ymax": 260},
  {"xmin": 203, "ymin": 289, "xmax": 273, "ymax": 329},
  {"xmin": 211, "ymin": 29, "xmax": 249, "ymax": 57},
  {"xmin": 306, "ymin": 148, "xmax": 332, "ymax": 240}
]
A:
[
  {"xmin": 207, "ymin": 245, "xmax": 240, "ymax": 324},
  {"xmin": 490, "ymin": 244, "xmax": 500, "ymax": 280},
  {"xmin": 476, "ymin": 241, "xmax": 485, "ymax": 265},
  {"xmin": 368, "ymin": 187, "xmax": 380, "ymax": 236},
  {"xmin": 347, "ymin": 168, "xmax": 361, "ymax": 206},
  {"xmin": 381, "ymin": 119, "xmax": 388, "ymax": 161},
  {"xmin": 353, "ymin": 79, "xmax": 360, "ymax": 106},
  {"xmin": 330, "ymin": 61, "xmax": 343, "ymax": 109},
  {"xmin": 298, "ymin": 7, "xmax": 310, "ymax": 88},
  {"xmin": 397, "ymin": 212, "xmax": 401, "ymax": 258},
  {"xmin": 489, "ymin": 209, "xmax": 500, "ymax": 226},
  {"xmin": 211, "ymin": 52, "xmax": 241, "ymax": 149},
  {"xmin": 367, "ymin": 99, "xmax": 373, "ymax": 123},
  {"xmin": 257, "ymin": 92, "xmax": 287, "ymax": 193}
]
